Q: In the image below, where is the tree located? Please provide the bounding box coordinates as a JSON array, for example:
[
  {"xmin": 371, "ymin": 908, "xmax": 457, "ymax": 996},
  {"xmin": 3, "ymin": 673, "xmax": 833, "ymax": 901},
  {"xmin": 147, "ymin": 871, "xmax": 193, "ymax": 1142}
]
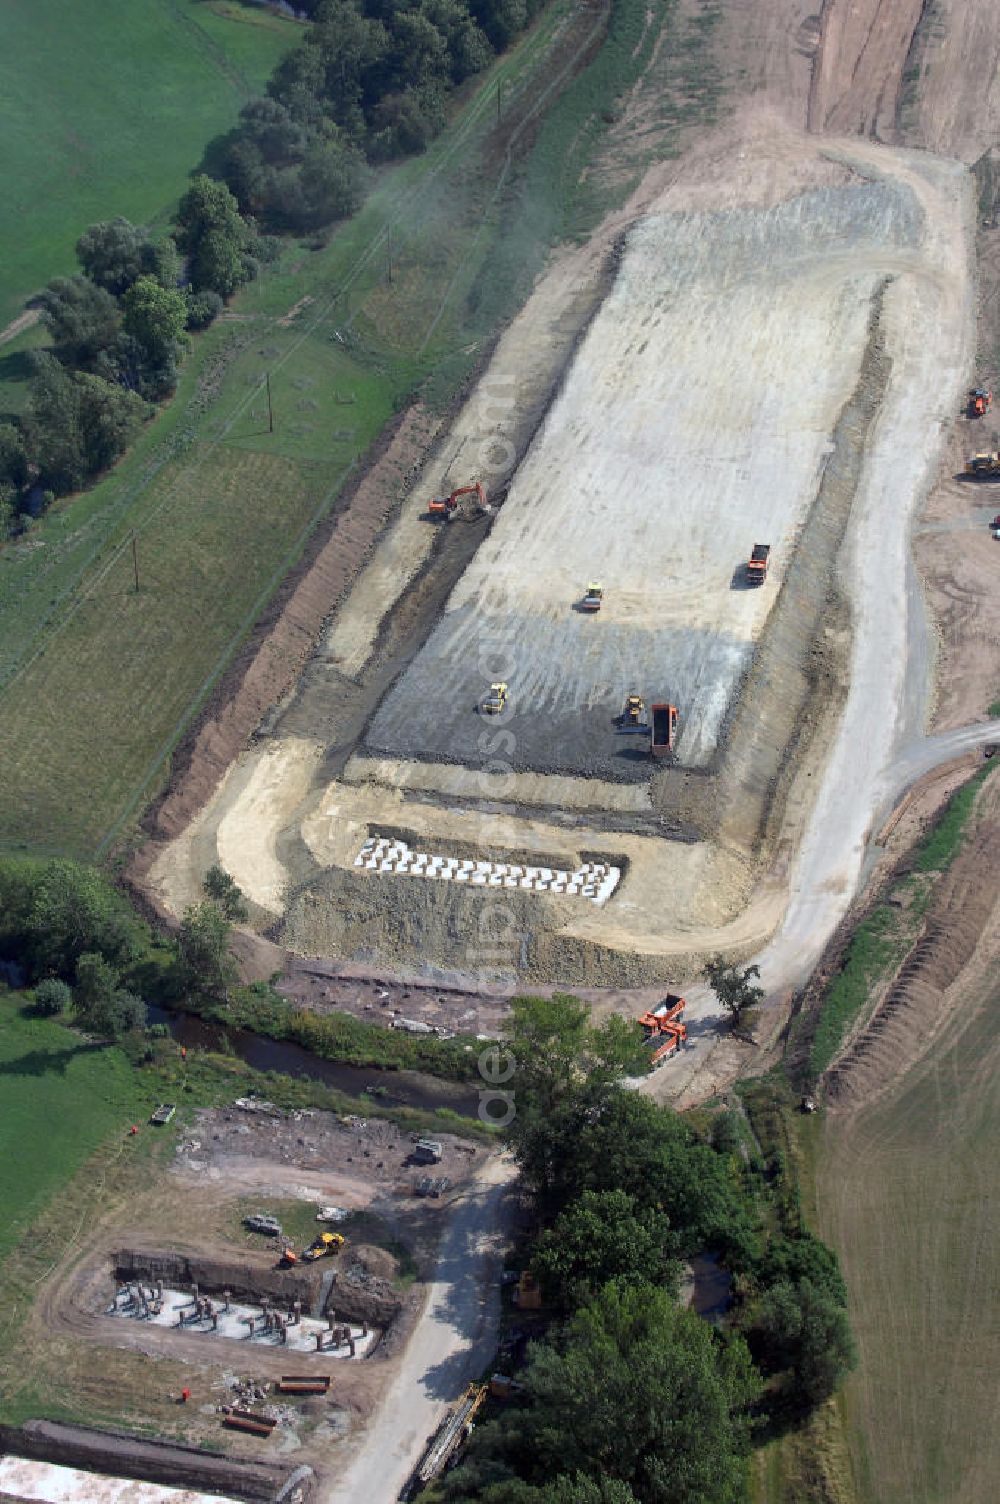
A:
[
  {"xmin": 479, "ymin": 1477, "xmax": 640, "ymax": 1503},
  {"xmin": 123, "ymin": 277, "xmax": 187, "ymax": 363},
  {"xmin": 761, "ymin": 1231, "xmax": 847, "ymax": 1305},
  {"xmin": 502, "ymin": 995, "xmax": 646, "ymax": 1208},
  {"xmin": 506, "ymin": 1280, "xmax": 759, "ymax": 1503},
  {"xmin": 37, "ymin": 276, "xmax": 120, "ymax": 369},
  {"xmin": 74, "ymin": 372, "xmax": 147, "ymax": 471},
  {"xmin": 175, "ymin": 901, "xmax": 237, "ymax": 999},
  {"xmin": 24, "ymin": 859, "xmax": 141, "ymax": 980},
  {"xmin": 175, "ymin": 175, "xmax": 255, "ymax": 297},
  {"xmin": 74, "ymin": 950, "xmax": 120, "ymax": 1015},
  {"xmin": 185, "ymin": 290, "xmax": 223, "ymax": 331},
  {"xmin": 527, "ymin": 1088, "xmax": 758, "ymax": 1261},
  {"xmin": 702, "ymin": 956, "xmax": 764, "ymax": 1027},
  {"xmin": 33, "ymin": 978, "xmax": 72, "ymax": 1016},
  {"xmin": 755, "ymin": 1277, "xmax": 856, "ymax": 1406},
  {"xmin": 0, "ymin": 422, "xmax": 28, "ymax": 490},
  {"xmin": 76, "ymin": 218, "xmax": 147, "ymax": 295},
  {"xmin": 298, "ymin": 138, "xmax": 367, "ymax": 226},
  {"xmin": 77, "ymin": 217, "xmax": 180, "ymax": 295},
  {"xmin": 22, "ymin": 356, "xmax": 144, "ymax": 494},
  {"xmin": 531, "ymin": 1189, "xmax": 681, "ymax": 1313},
  {"xmin": 203, "ymin": 864, "xmax": 249, "ymax": 923}
]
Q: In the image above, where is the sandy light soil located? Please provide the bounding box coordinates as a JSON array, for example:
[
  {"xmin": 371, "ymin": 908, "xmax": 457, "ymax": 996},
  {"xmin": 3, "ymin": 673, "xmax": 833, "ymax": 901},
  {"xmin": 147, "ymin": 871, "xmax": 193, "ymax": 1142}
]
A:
[{"xmin": 149, "ymin": 126, "xmax": 981, "ymax": 996}]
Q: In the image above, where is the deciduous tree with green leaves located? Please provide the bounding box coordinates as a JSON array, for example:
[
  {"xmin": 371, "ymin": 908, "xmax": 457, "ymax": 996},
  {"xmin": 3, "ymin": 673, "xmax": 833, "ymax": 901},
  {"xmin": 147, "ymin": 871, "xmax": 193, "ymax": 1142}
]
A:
[
  {"xmin": 175, "ymin": 901, "xmax": 238, "ymax": 1000},
  {"xmin": 531, "ymin": 1188, "xmax": 681, "ymax": 1313},
  {"xmin": 123, "ymin": 277, "xmax": 187, "ymax": 363},
  {"xmin": 203, "ymin": 864, "xmax": 249, "ymax": 923},
  {"xmin": 175, "ymin": 175, "xmax": 256, "ymax": 297},
  {"xmin": 702, "ymin": 955, "xmax": 765, "ymax": 1027}
]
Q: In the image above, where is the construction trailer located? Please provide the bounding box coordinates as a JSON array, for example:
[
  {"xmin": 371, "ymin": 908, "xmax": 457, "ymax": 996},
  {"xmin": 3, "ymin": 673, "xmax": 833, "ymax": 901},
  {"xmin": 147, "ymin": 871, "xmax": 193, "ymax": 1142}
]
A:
[
  {"xmin": 638, "ymin": 995, "xmax": 687, "ymax": 1066},
  {"xmin": 650, "ymin": 703, "xmax": 678, "ymax": 756},
  {"xmin": 745, "ymin": 542, "xmax": 771, "ymax": 584},
  {"xmin": 403, "ymin": 1384, "xmax": 487, "ymax": 1499}
]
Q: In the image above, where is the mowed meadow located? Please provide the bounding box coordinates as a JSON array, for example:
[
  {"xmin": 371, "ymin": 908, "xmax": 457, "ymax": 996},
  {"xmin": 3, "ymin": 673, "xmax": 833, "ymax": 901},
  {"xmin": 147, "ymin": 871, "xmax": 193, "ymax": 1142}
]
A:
[
  {"xmin": 0, "ymin": 0, "xmax": 299, "ymax": 333},
  {"xmin": 0, "ymin": 0, "xmax": 596, "ymax": 857}
]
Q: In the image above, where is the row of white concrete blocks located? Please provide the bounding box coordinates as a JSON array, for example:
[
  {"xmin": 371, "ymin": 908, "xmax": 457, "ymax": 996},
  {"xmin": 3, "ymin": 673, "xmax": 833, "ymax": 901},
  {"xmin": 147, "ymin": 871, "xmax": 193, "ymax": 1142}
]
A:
[{"xmin": 354, "ymin": 837, "xmax": 620, "ymax": 906}]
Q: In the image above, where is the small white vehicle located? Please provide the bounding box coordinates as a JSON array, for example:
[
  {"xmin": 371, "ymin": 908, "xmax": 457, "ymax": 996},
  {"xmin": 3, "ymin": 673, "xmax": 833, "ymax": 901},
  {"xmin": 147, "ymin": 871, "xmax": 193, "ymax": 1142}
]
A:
[{"xmin": 316, "ymin": 1205, "xmax": 350, "ymax": 1224}]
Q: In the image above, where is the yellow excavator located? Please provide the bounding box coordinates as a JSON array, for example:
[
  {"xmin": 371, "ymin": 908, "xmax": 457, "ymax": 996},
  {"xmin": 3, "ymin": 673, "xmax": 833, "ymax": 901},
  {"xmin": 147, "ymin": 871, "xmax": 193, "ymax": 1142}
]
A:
[{"xmin": 301, "ymin": 1232, "xmax": 345, "ymax": 1262}]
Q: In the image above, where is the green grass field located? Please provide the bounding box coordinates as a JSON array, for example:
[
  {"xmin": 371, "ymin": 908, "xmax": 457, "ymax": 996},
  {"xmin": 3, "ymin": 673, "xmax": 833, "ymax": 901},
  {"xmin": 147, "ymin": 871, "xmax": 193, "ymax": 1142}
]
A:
[
  {"xmin": 0, "ymin": 0, "xmax": 299, "ymax": 332},
  {"xmin": 0, "ymin": 0, "xmax": 688, "ymax": 858},
  {"xmin": 0, "ymin": 993, "xmax": 150, "ymax": 1264}
]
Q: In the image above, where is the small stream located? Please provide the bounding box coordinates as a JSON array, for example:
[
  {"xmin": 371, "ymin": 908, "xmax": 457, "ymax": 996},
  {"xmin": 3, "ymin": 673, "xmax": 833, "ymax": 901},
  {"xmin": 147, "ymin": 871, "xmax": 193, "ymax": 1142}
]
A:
[{"xmin": 148, "ymin": 1006, "xmax": 480, "ymax": 1119}]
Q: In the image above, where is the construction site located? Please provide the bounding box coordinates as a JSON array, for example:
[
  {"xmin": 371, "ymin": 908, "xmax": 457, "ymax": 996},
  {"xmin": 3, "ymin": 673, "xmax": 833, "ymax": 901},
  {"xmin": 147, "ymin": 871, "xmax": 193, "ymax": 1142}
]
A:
[
  {"xmin": 147, "ymin": 129, "xmax": 980, "ymax": 1000},
  {"xmin": 5, "ymin": 3, "xmax": 1000, "ymax": 1504},
  {"xmin": 0, "ymin": 1100, "xmax": 494, "ymax": 1504}
]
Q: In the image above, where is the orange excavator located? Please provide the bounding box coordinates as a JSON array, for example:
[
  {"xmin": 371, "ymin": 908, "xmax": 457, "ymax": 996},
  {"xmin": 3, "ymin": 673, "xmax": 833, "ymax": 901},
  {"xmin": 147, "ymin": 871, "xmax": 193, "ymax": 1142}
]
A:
[
  {"xmin": 968, "ymin": 387, "xmax": 993, "ymax": 419},
  {"xmin": 638, "ymin": 995, "xmax": 687, "ymax": 1066},
  {"xmin": 427, "ymin": 481, "xmax": 487, "ymax": 520}
]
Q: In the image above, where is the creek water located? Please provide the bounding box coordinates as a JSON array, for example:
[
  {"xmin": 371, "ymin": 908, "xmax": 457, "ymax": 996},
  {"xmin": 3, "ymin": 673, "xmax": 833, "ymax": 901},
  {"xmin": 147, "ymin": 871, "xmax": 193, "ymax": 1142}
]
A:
[{"xmin": 147, "ymin": 1006, "xmax": 480, "ymax": 1119}]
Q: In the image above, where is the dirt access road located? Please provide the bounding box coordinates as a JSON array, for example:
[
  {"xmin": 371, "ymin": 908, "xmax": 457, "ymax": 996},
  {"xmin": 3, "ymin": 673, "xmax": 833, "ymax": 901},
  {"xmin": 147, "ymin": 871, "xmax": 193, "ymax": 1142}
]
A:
[{"xmin": 320, "ymin": 1155, "xmax": 515, "ymax": 1504}]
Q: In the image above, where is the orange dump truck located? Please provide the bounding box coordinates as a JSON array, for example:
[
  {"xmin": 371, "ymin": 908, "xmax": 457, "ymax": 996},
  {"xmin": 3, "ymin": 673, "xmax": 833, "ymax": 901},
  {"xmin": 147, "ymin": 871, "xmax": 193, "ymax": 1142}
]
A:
[
  {"xmin": 746, "ymin": 542, "xmax": 771, "ymax": 584},
  {"xmin": 639, "ymin": 996, "xmax": 687, "ymax": 1066},
  {"xmin": 650, "ymin": 703, "xmax": 678, "ymax": 756}
]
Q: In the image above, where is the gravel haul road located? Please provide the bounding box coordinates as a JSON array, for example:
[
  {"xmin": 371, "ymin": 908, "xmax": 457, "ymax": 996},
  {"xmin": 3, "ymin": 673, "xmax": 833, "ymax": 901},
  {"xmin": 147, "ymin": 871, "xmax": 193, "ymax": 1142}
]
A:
[{"xmin": 321, "ymin": 1157, "xmax": 514, "ymax": 1504}]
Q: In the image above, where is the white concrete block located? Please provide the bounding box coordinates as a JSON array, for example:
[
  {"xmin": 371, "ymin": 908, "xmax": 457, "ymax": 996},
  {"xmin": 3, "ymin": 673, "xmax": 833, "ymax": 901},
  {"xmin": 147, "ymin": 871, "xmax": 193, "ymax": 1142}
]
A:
[
  {"xmin": 471, "ymin": 874, "xmax": 488, "ymax": 885},
  {"xmin": 455, "ymin": 870, "xmax": 470, "ymax": 882}
]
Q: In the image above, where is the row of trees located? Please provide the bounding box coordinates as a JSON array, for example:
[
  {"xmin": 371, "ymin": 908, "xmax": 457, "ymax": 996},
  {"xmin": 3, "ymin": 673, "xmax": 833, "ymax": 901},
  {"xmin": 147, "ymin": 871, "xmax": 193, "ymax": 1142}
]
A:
[
  {"xmin": 434, "ymin": 995, "xmax": 855, "ymax": 1502},
  {"xmin": 1, "ymin": 0, "xmax": 542, "ymax": 538},
  {"xmin": 221, "ymin": 0, "xmax": 545, "ymax": 230},
  {"xmin": 0, "ymin": 178, "xmax": 261, "ymax": 537},
  {"xmin": 0, "ymin": 856, "xmax": 244, "ymax": 1041}
]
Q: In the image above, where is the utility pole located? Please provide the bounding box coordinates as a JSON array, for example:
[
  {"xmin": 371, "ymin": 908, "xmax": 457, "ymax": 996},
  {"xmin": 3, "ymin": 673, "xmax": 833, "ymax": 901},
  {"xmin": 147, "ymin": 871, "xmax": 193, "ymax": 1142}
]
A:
[
  {"xmin": 497, "ymin": 79, "xmax": 503, "ymax": 123},
  {"xmin": 265, "ymin": 371, "xmax": 274, "ymax": 434},
  {"xmin": 387, "ymin": 224, "xmax": 393, "ymax": 286},
  {"xmin": 131, "ymin": 532, "xmax": 140, "ymax": 593}
]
